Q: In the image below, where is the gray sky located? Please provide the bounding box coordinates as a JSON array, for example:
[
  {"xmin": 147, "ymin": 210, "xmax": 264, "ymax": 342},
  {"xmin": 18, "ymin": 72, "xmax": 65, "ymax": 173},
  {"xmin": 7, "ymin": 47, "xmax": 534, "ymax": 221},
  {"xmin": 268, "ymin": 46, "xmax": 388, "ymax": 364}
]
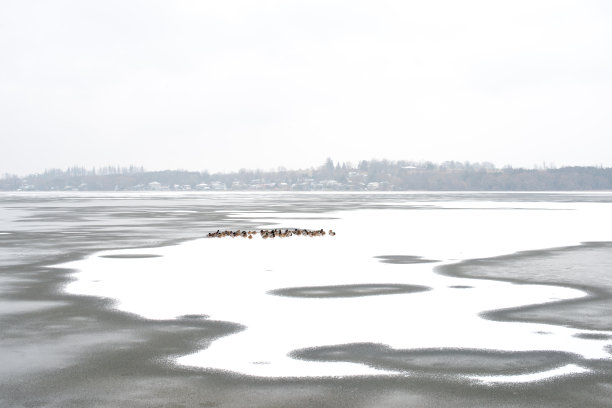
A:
[{"xmin": 1, "ymin": 0, "xmax": 611, "ymax": 175}]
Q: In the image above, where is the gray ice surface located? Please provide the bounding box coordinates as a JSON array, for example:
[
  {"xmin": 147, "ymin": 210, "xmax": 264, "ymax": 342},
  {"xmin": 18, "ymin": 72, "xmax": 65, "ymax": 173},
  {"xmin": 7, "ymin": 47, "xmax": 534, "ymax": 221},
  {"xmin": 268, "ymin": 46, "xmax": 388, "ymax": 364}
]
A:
[{"xmin": 1, "ymin": 192, "xmax": 612, "ymax": 408}]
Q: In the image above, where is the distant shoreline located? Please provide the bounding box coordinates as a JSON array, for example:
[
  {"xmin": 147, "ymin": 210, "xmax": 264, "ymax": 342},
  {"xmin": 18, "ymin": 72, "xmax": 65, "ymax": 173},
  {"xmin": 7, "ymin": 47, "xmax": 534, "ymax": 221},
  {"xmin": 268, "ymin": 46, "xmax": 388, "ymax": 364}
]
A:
[{"xmin": 3, "ymin": 161, "xmax": 612, "ymax": 192}]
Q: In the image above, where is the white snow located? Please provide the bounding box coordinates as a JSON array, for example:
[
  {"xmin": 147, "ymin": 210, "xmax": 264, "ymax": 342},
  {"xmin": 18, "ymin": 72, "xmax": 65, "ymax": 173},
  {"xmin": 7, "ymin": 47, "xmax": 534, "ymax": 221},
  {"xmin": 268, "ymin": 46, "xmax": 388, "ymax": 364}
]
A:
[{"xmin": 56, "ymin": 199, "xmax": 612, "ymax": 380}]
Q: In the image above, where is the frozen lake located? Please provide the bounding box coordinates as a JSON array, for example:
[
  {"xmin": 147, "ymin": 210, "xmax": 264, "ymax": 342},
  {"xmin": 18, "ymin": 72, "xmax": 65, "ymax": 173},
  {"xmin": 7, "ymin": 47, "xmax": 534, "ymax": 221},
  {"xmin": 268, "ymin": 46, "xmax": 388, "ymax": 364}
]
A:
[{"xmin": 54, "ymin": 195, "xmax": 612, "ymax": 382}]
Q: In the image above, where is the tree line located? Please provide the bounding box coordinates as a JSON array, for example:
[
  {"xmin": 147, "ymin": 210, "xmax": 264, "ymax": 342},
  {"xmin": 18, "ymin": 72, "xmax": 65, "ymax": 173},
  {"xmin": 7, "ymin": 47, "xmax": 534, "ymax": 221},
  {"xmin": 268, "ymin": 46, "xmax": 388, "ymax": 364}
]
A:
[{"xmin": 1, "ymin": 160, "xmax": 612, "ymax": 191}]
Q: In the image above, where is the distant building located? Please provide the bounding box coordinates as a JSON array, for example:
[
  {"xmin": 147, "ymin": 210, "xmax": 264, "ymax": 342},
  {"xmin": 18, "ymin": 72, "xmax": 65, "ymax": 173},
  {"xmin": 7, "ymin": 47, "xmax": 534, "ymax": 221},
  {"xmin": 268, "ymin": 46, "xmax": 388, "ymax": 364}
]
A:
[
  {"xmin": 210, "ymin": 181, "xmax": 226, "ymax": 190},
  {"xmin": 231, "ymin": 181, "xmax": 246, "ymax": 190},
  {"xmin": 148, "ymin": 181, "xmax": 162, "ymax": 190}
]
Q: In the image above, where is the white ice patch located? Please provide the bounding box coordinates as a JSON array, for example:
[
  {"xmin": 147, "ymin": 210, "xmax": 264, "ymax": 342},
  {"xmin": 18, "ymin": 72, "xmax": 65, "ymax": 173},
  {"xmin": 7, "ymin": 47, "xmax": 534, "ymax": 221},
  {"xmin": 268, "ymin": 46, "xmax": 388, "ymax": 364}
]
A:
[
  {"xmin": 56, "ymin": 200, "xmax": 612, "ymax": 380},
  {"xmin": 470, "ymin": 364, "xmax": 589, "ymax": 384}
]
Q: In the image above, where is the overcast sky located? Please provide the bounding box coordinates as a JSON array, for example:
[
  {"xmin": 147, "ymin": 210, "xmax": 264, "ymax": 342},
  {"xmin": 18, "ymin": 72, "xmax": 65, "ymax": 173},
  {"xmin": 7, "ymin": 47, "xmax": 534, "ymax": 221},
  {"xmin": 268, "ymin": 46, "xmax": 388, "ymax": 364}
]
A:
[{"xmin": 1, "ymin": 0, "xmax": 611, "ymax": 175}]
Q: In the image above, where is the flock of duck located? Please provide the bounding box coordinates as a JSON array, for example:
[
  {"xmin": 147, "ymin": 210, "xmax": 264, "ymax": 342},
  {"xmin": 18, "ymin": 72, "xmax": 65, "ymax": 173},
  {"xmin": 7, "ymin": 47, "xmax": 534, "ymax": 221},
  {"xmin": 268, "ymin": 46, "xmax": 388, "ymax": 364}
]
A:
[{"xmin": 207, "ymin": 228, "xmax": 336, "ymax": 239}]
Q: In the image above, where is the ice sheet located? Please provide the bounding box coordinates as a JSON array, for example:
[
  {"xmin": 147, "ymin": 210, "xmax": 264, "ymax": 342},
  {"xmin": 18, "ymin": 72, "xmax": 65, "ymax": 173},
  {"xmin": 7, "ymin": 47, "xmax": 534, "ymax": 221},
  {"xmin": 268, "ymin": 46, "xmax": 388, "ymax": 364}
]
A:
[
  {"xmin": 470, "ymin": 364, "xmax": 589, "ymax": 384},
  {"xmin": 57, "ymin": 200, "xmax": 612, "ymax": 379}
]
